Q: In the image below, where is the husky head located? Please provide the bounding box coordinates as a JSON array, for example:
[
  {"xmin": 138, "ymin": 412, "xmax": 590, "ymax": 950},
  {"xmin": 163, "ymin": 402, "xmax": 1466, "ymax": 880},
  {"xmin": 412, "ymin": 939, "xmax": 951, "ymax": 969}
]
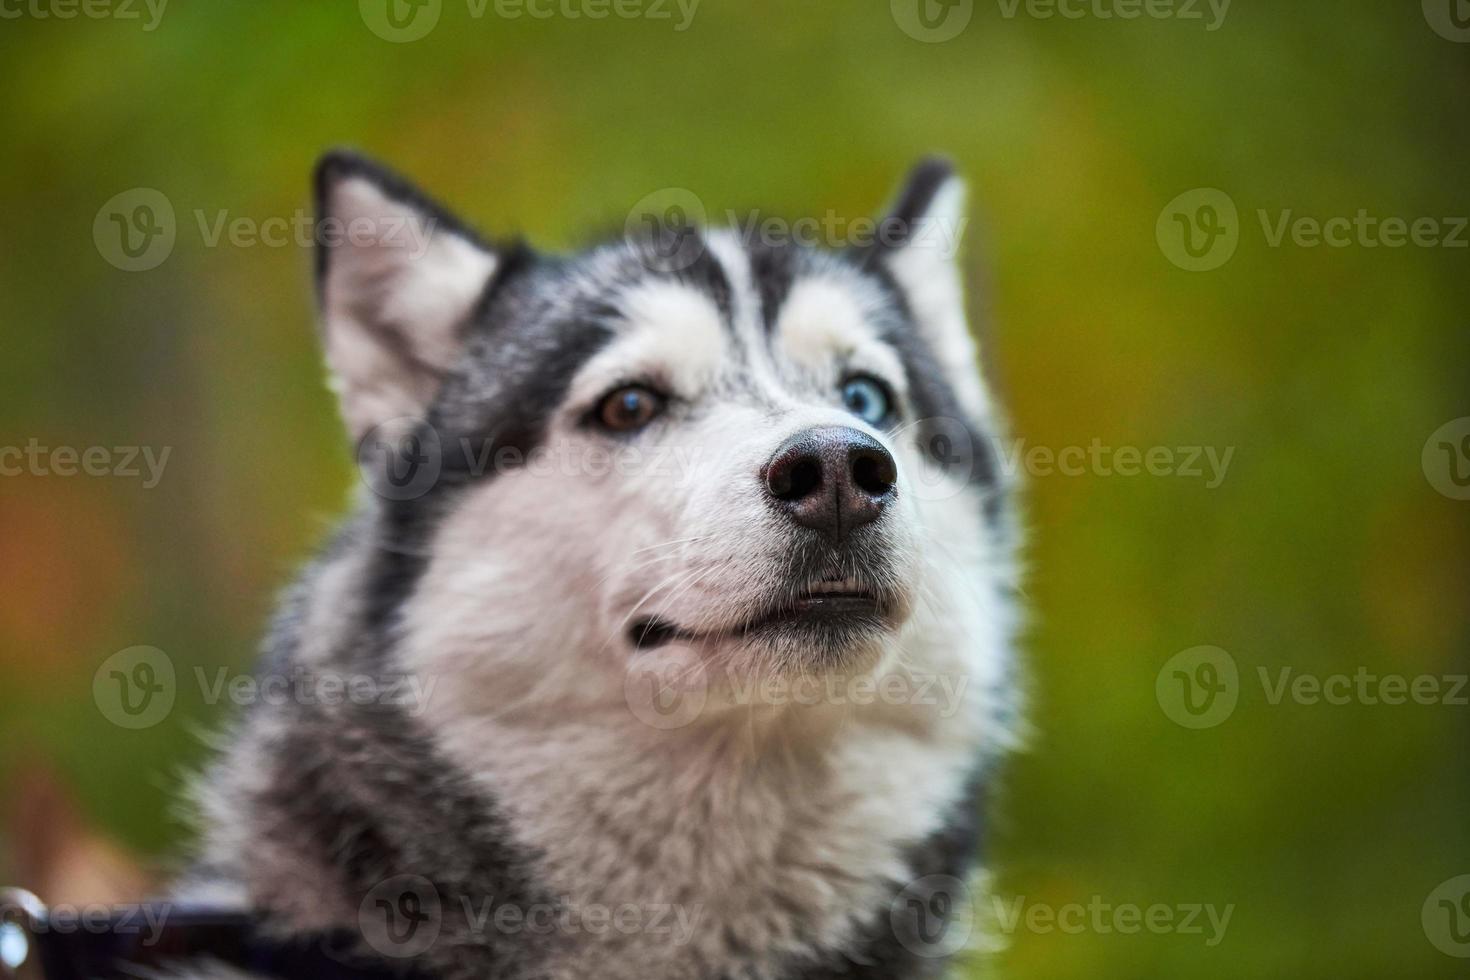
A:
[{"xmin": 313, "ymin": 152, "xmax": 1013, "ymax": 731}]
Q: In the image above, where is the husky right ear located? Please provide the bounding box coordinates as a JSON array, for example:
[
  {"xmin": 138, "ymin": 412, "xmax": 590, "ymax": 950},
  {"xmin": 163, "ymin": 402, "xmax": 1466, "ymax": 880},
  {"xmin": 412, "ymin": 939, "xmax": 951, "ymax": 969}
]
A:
[
  {"xmin": 870, "ymin": 158, "xmax": 989, "ymax": 422},
  {"xmin": 313, "ymin": 151, "xmax": 499, "ymax": 441}
]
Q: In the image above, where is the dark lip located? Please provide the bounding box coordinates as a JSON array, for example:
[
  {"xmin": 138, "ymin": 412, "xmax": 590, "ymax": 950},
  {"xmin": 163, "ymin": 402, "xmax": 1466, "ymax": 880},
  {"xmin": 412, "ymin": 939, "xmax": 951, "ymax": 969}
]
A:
[
  {"xmin": 630, "ymin": 586, "xmax": 889, "ymax": 649},
  {"xmin": 761, "ymin": 591, "xmax": 881, "ymax": 622}
]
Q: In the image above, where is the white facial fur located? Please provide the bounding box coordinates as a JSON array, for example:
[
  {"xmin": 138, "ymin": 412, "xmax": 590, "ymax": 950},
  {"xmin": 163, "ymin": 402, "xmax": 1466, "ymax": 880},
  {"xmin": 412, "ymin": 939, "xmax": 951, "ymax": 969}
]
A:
[
  {"xmin": 386, "ymin": 231, "xmax": 1016, "ymax": 978},
  {"xmin": 292, "ymin": 160, "xmax": 1019, "ymax": 979}
]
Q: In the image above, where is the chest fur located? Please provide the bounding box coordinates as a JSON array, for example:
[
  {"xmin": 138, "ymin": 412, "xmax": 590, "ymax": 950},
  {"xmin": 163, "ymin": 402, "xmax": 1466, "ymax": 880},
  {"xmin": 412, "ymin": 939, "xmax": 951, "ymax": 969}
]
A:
[{"xmin": 428, "ymin": 702, "xmax": 983, "ymax": 979}]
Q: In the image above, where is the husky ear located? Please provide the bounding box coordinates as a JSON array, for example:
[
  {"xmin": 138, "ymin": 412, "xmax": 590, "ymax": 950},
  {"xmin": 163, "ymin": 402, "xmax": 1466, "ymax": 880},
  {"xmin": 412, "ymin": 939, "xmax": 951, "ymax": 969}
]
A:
[
  {"xmin": 874, "ymin": 157, "xmax": 988, "ymax": 420},
  {"xmin": 313, "ymin": 151, "xmax": 499, "ymax": 440}
]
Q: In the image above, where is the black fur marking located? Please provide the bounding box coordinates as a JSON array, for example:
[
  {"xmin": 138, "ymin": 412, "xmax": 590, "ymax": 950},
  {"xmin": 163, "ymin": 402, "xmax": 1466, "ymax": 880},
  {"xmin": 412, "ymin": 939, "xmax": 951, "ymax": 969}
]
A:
[
  {"xmin": 871, "ymin": 156, "xmax": 956, "ymax": 253},
  {"xmin": 259, "ymin": 700, "xmax": 556, "ymax": 980},
  {"xmin": 626, "ymin": 214, "xmax": 735, "ymax": 327},
  {"xmin": 361, "ymin": 493, "xmax": 435, "ymax": 636},
  {"xmin": 848, "ymin": 255, "xmax": 998, "ymax": 493},
  {"xmin": 678, "ymin": 232, "xmax": 735, "ymax": 326},
  {"xmin": 746, "ymin": 239, "xmax": 798, "ymax": 332}
]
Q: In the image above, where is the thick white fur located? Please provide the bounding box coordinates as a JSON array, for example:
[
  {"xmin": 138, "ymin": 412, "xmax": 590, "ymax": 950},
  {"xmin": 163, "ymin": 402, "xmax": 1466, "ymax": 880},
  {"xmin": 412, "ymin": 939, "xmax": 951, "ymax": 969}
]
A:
[
  {"xmin": 187, "ymin": 181, "xmax": 1017, "ymax": 980},
  {"xmin": 389, "ymin": 235, "xmax": 1017, "ymax": 978}
]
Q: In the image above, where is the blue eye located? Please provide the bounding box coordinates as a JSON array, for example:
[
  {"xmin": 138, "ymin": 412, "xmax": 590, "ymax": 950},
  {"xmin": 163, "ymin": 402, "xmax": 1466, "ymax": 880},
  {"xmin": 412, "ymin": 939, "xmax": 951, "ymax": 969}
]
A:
[{"xmin": 840, "ymin": 376, "xmax": 892, "ymax": 425}]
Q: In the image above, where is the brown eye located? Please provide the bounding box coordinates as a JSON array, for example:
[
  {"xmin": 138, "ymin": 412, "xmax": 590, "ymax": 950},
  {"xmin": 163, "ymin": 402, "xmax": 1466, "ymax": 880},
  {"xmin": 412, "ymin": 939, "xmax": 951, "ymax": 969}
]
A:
[{"xmin": 596, "ymin": 385, "xmax": 665, "ymax": 432}]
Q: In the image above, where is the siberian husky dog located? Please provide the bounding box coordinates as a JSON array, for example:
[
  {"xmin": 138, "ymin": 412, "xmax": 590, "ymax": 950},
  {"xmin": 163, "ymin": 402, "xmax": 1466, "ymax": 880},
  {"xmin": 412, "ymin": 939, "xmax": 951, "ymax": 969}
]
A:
[{"xmin": 184, "ymin": 151, "xmax": 1021, "ymax": 980}]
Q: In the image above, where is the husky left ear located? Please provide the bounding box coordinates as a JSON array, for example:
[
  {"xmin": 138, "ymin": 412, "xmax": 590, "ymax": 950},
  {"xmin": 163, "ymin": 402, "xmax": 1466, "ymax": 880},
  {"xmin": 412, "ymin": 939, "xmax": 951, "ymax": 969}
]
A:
[
  {"xmin": 313, "ymin": 151, "xmax": 500, "ymax": 441},
  {"xmin": 873, "ymin": 158, "xmax": 988, "ymax": 420}
]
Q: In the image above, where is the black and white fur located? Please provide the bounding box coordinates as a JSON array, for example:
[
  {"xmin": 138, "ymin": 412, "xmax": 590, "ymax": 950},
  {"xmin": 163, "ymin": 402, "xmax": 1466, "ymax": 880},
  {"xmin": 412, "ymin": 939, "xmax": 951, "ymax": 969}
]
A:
[{"xmin": 182, "ymin": 152, "xmax": 1022, "ymax": 980}]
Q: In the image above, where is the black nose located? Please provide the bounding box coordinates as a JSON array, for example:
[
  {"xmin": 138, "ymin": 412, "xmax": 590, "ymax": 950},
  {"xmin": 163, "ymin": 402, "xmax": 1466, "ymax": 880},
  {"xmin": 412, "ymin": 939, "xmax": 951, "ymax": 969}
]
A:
[{"xmin": 763, "ymin": 426, "xmax": 897, "ymax": 542}]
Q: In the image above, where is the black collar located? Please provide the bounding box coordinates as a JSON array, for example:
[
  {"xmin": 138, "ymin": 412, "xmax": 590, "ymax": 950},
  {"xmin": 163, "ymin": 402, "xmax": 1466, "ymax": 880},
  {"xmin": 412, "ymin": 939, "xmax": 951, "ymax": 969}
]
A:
[{"xmin": 2, "ymin": 890, "xmax": 425, "ymax": 980}]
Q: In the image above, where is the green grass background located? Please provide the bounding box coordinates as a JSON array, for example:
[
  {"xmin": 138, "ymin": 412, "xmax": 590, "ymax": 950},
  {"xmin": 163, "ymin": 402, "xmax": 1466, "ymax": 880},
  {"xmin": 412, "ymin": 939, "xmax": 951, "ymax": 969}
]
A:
[{"xmin": 1, "ymin": 2, "xmax": 1467, "ymax": 977}]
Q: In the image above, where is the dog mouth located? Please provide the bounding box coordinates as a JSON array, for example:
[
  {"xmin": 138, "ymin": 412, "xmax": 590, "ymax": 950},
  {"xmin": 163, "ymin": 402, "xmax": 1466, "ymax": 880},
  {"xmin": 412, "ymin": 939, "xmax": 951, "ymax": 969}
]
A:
[{"xmin": 629, "ymin": 575, "xmax": 892, "ymax": 650}]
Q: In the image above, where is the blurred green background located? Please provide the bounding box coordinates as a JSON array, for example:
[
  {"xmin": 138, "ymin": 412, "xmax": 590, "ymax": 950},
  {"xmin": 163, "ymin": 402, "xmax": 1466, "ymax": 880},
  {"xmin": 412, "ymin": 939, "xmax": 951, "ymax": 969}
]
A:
[{"xmin": 2, "ymin": 2, "xmax": 1467, "ymax": 977}]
